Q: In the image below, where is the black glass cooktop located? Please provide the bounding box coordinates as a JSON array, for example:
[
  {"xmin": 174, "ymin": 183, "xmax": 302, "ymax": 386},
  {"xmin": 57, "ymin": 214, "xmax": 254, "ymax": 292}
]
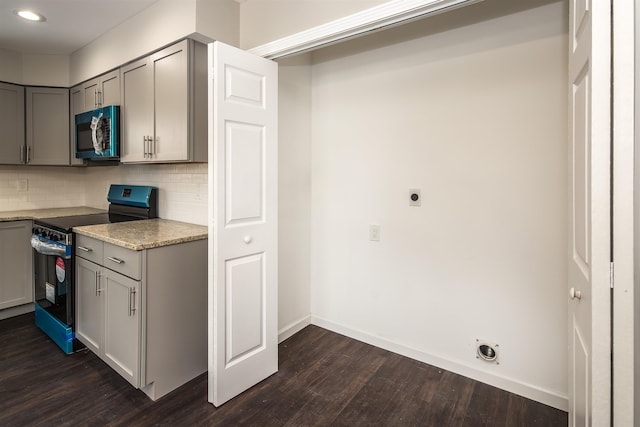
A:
[{"xmin": 34, "ymin": 213, "xmax": 111, "ymax": 233}]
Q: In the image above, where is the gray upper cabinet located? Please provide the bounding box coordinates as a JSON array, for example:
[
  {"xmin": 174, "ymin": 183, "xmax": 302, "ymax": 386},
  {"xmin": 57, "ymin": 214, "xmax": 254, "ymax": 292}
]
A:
[
  {"xmin": 26, "ymin": 87, "xmax": 70, "ymax": 165},
  {"xmin": 120, "ymin": 39, "xmax": 206, "ymax": 163},
  {"xmin": 74, "ymin": 69, "xmax": 121, "ymax": 114},
  {"xmin": 0, "ymin": 82, "xmax": 25, "ymax": 165}
]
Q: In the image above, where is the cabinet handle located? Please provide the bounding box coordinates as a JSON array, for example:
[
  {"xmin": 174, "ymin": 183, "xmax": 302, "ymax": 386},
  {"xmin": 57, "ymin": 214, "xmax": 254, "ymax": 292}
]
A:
[
  {"xmin": 98, "ymin": 90, "xmax": 103, "ymax": 107},
  {"xmin": 129, "ymin": 288, "xmax": 137, "ymax": 316},
  {"xmin": 149, "ymin": 136, "xmax": 155, "ymax": 157},
  {"xmin": 26, "ymin": 146, "xmax": 31, "ymax": 163},
  {"xmin": 77, "ymin": 246, "xmax": 92, "ymax": 252},
  {"xmin": 95, "ymin": 271, "xmax": 102, "ymax": 296},
  {"xmin": 143, "ymin": 136, "xmax": 148, "ymax": 158},
  {"xmin": 20, "ymin": 145, "xmax": 24, "ymax": 164},
  {"xmin": 106, "ymin": 256, "xmax": 124, "ymax": 264},
  {"xmin": 94, "ymin": 89, "xmax": 97, "ymax": 108}
]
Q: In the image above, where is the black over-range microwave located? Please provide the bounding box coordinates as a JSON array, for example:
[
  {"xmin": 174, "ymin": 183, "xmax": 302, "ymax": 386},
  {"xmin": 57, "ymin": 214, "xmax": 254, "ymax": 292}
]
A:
[{"xmin": 75, "ymin": 105, "xmax": 120, "ymax": 160}]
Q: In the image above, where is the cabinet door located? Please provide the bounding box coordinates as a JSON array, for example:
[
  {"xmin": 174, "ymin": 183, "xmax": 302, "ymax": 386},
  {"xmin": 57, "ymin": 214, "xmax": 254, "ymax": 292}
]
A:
[
  {"xmin": 0, "ymin": 82, "xmax": 25, "ymax": 165},
  {"xmin": 25, "ymin": 87, "xmax": 70, "ymax": 165},
  {"xmin": 103, "ymin": 269, "xmax": 141, "ymax": 387},
  {"xmin": 75, "ymin": 258, "xmax": 103, "ymax": 354},
  {"xmin": 151, "ymin": 40, "xmax": 189, "ymax": 162},
  {"xmin": 121, "ymin": 58, "xmax": 153, "ymax": 163},
  {"xmin": 99, "ymin": 70, "xmax": 121, "ymax": 107},
  {"xmin": 82, "ymin": 78, "xmax": 100, "ymax": 111},
  {"xmin": 0, "ymin": 221, "xmax": 33, "ymax": 309}
]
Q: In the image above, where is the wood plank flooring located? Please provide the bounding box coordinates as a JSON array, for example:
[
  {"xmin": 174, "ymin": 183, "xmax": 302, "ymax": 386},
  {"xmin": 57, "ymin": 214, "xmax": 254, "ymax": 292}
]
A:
[{"xmin": 0, "ymin": 313, "xmax": 567, "ymax": 426}]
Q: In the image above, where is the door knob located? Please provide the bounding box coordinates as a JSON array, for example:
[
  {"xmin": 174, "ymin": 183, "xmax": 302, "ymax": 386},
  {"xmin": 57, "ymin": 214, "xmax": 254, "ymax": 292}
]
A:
[
  {"xmin": 570, "ymin": 287, "xmax": 582, "ymax": 300},
  {"xmin": 243, "ymin": 236, "xmax": 252, "ymax": 244}
]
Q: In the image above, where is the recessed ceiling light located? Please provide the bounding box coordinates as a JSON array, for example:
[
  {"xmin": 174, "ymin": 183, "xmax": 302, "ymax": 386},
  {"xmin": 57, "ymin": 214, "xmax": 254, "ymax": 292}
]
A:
[{"xmin": 13, "ymin": 9, "xmax": 46, "ymax": 22}]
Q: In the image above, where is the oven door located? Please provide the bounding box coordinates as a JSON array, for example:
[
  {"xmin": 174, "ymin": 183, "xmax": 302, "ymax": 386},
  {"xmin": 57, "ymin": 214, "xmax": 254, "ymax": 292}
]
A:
[{"xmin": 31, "ymin": 235, "xmax": 73, "ymax": 326}]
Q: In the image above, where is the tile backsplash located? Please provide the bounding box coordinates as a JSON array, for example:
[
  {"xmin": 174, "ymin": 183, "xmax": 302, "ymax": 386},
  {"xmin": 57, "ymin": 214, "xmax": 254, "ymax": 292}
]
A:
[{"xmin": 0, "ymin": 164, "xmax": 208, "ymax": 225}]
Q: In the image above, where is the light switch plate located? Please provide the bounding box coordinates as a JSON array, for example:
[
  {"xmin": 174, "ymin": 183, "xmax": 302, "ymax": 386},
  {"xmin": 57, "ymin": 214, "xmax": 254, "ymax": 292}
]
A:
[{"xmin": 369, "ymin": 224, "xmax": 380, "ymax": 241}]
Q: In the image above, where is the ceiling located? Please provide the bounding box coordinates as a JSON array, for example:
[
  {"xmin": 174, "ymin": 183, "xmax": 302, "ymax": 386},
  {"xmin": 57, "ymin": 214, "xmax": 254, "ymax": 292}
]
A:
[{"xmin": 0, "ymin": 0, "xmax": 159, "ymax": 55}]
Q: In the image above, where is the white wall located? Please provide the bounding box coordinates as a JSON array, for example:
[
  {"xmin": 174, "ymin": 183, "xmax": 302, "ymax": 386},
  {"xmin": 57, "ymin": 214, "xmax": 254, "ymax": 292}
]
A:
[
  {"xmin": 276, "ymin": 54, "xmax": 313, "ymax": 338},
  {"xmin": 308, "ymin": 1, "xmax": 568, "ymax": 409},
  {"xmin": 21, "ymin": 54, "xmax": 70, "ymax": 87},
  {"xmin": 0, "ymin": 50, "xmax": 69, "ymax": 86},
  {"xmin": 70, "ymin": 0, "xmax": 238, "ymax": 85},
  {"xmin": 0, "ymin": 49, "xmax": 22, "ymax": 83},
  {"xmin": 83, "ymin": 164, "xmax": 208, "ymax": 225},
  {"xmin": 239, "ymin": 0, "xmax": 387, "ymax": 50},
  {"xmin": 0, "ymin": 167, "xmax": 85, "ymax": 210},
  {"xmin": 0, "ymin": 164, "xmax": 207, "ymax": 225}
]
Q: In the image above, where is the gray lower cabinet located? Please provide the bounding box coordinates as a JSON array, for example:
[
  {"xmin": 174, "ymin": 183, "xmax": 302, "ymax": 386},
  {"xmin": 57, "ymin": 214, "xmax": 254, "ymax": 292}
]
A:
[
  {"xmin": 75, "ymin": 234, "xmax": 207, "ymax": 400},
  {"xmin": 0, "ymin": 221, "xmax": 33, "ymax": 312}
]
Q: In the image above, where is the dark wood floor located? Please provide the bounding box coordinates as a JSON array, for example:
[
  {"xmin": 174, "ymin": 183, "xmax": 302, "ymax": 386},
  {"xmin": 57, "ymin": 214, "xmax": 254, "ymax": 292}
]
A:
[{"xmin": 0, "ymin": 313, "xmax": 566, "ymax": 426}]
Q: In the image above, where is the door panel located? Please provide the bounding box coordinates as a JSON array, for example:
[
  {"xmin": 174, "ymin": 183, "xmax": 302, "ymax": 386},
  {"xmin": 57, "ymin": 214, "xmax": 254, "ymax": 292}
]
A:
[
  {"xmin": 25, "ymin": 87, "xmax": 70, "ymax": 165},
  {"xmin": 100, "ymin": 70, "xmax": 121, "ymax": 107},
  {"xmin": 0, "ymin": 82, "xmax": 24, "ymax": 165},
  {"xmin": 209, "ymin": 41, "xmax": 278, "ymax": 407},
  {"xmin": 568, "ymin": 0, "xmax": 611, "ymax": 425},
  {"xmin": 226, "ymin": 253, "xmax": 265, "ymax": 364},
  {"xmin": 153, "ymin": 41, "xmax": 189, "ymax": 161},
  {"xmin": 75, "ymin": 258, "xmax": 102, "ymax": 354},
  {"xmin": 121, "ymin": 59, "xmax": 152, "ymax": 162},
  {"xmin": 83, "ymin": 80, "xmax": 99, "ymax": 111},
  {"xmin": 226, "ymin": 122, "xmax": 265, "ymax": 224},
  {"xmin": 103, "ymin": 269, "xmax": 141, "ymax": 387}
]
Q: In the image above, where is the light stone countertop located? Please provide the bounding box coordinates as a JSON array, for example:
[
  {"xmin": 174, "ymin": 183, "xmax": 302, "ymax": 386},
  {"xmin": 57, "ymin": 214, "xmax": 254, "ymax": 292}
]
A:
[
  {"xmin": 0, "ymin": 206, "xmax": 106, "ymax": 222},
  {"xmin": 73, "ymin": 218, "xmax": 208, "ymax": 251}
]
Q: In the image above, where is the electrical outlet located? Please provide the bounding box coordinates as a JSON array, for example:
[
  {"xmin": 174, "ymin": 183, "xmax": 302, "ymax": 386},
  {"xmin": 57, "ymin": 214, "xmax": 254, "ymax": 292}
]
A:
[
  {"xmin": 16, "ymin": 179, "xmax": 28, "ymax": 192},
  {"xmin": 369, "ymin": 224, "xmax": 380, "ymax": 241},
  {"xmin": 409, "ymin": 188, "xmax": 421, "ymax": 206}
]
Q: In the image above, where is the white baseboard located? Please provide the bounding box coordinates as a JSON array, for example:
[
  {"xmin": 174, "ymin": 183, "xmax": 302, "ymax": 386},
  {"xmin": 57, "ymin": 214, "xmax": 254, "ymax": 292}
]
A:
[
  {"xmin": 0, "ymin": 303, "xmax": 34, "ymax": 321},
  {"xmin": 278, "ymin": 315, "xmax": 311, "ymax": 343},
  {"xmin": 310, "ymin": 315, "xmax": 568, "ymax": 412}
]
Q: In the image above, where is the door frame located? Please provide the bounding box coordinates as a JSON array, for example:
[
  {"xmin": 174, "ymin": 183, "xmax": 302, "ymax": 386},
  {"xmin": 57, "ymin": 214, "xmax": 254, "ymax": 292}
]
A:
[
  {"xmin": 612, "ymin": 0, "xmax": 636, "ymax": 424},
  {"xmin": 246, "ymin": 0, "xmax": 636, "ymax": 420}
]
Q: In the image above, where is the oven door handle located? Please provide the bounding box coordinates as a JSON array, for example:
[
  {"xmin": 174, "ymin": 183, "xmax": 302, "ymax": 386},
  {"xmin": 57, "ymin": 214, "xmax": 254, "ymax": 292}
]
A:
[{"xmin": 31, "ymin": 235, "xmax": 70, "ymax": 258}]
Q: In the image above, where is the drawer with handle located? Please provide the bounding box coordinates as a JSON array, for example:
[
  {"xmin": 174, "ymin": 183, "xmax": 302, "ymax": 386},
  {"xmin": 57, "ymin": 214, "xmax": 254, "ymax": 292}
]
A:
[
  {"xmin": 76, "ymin": 234, "xmax": 103, "ymax": 264},
  {"xmin": 103, "ymin": 242, "xmax": 141, "ymax": 280}
]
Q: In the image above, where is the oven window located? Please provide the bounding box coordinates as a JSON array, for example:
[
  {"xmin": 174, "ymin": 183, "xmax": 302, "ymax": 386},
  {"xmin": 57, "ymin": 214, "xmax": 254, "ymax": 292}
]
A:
[{"xmin": 34, "ymin": 251, "xmax": 72, "ymax": 325}]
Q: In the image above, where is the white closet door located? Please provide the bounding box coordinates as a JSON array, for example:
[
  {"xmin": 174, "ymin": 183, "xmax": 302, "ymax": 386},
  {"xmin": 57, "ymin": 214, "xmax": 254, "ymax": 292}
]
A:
[
  {"xmin": 568, "ymin": 0, "xmax": 611, "ymax": 425},
  {"xmin": 208, "ymin": 41, "xmax": 278, "ymax": 407}
]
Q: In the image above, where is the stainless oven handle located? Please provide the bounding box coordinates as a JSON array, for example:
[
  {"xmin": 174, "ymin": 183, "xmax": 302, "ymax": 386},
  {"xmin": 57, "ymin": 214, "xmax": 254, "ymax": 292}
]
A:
[
  {"xmin": 77, "ymin": 246, "xmax": 92, "ymax": 252},
  {"xmin": 30, "ymin": 235, "xmax": 69, "ymax": 257},
  {"xmin": 106, "ymin": 256, "xmax": 124, "ymax": 264}
]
